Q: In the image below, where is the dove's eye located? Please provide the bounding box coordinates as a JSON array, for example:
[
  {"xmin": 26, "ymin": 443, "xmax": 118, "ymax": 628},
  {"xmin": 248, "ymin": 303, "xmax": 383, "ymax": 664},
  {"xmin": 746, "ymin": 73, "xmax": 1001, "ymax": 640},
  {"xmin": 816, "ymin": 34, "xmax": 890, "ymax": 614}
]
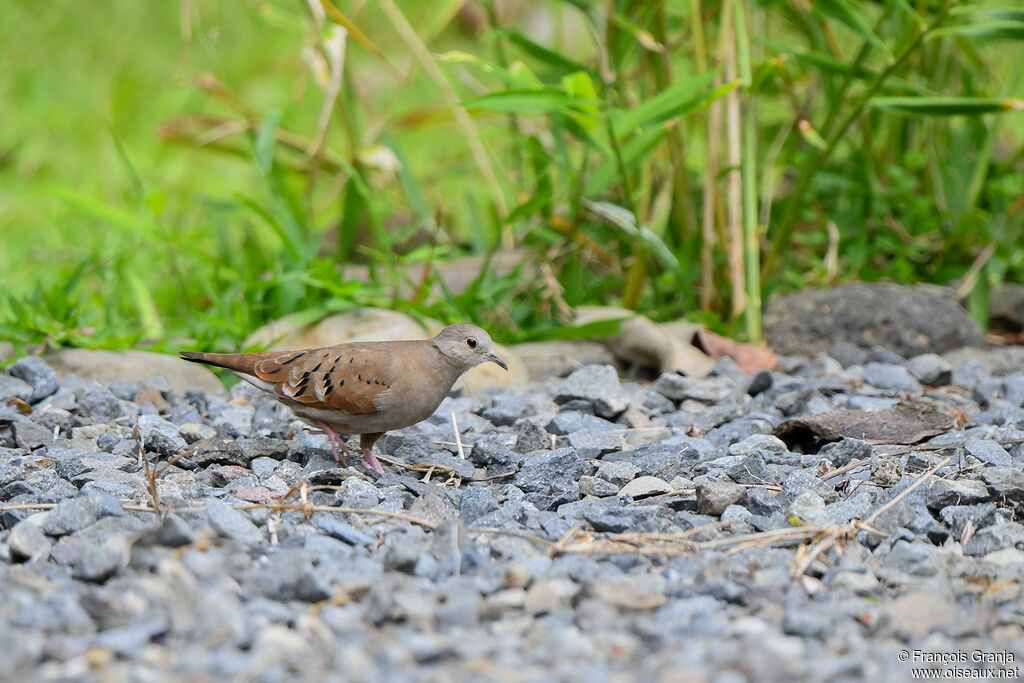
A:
[{"xmin": 466, "ymin": 337, "xmax": 478, "ymax": 349}]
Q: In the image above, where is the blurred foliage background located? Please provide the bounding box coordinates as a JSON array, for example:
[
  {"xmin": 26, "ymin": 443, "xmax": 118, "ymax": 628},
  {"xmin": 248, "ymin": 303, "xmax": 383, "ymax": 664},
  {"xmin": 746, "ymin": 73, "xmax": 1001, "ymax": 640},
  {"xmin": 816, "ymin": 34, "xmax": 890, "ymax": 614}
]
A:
[{"xmin": 1, "ymin": 0, "xmax": 1023, "ymax": 353}]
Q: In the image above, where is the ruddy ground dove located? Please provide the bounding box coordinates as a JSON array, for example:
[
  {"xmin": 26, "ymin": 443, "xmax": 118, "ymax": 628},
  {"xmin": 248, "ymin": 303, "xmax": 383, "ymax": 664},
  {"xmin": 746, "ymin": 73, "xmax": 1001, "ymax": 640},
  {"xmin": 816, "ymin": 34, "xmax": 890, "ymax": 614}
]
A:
[{"xmin": 180, "ymin": 323, "xmax": 508, "ymax": 473}]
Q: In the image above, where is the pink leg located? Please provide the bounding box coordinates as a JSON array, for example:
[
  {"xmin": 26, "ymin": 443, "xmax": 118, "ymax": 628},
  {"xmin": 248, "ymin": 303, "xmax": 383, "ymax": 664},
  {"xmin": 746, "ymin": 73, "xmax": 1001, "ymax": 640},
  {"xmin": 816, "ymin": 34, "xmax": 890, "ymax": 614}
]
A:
[
  {"xmin": 310, "ymin": 421, "xmax": 354, "ymax": 466},
  {"xmin": 360, "ymin": 433, "xmax": 386, "ymax": 475},
  {"xmin": 362, "ymin": 450, "xmax": 385, "ymax": 475}
]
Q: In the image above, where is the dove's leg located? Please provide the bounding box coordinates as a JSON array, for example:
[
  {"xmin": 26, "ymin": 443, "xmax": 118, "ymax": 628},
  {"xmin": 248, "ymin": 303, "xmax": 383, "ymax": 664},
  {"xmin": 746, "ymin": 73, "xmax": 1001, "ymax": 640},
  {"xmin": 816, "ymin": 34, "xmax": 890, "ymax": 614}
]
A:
[
  {"xmin": 359, "ymin": 432, "xmax": 385, "ymax": 474},
  {"xmin": 310, "ymin": 421, "xmax": 354, "ymax": 465}
]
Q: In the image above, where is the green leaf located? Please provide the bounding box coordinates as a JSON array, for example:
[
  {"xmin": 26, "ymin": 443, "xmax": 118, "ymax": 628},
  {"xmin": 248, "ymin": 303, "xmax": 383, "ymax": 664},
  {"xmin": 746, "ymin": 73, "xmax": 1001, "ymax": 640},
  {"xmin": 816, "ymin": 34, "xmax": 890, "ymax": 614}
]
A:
[
  {"xmin": 582, "ymin": 199, "xmax": 679, "ymax": 270},
  {"xmin": 811, "ymin": 0, "xmax": 890, "ymax": 57},
  {"xmin": 494, "ymin": 29, "xmax": 590, "ymax": 75},
  {"xmin": 464, "ymin": 88, "xmax": 598, "ymax": 115},
  {"xmin": 930, "ymin": 21, "xmax": 1024, "ymax": 42},
  {"xmin": 436, "ymin": 51, "xmax": 542, "ymax": 89},
  {"xmin": 584, "ymin": 127, "xmax": 667, "ymax": 195},
  {"xmin": 254, "ymin": 111, "xmax": 280, "ymax": 176},
  {"xmin": 608, "ymin": 73, "xmax": 737, "ymax": 138},
  {"xmin": 950, "ymin": 7, "xmax": 1024, "ymax": 24},
  {"xmin": 871, "ymin": 97, "xmax": 1024, "ymax": 116}
]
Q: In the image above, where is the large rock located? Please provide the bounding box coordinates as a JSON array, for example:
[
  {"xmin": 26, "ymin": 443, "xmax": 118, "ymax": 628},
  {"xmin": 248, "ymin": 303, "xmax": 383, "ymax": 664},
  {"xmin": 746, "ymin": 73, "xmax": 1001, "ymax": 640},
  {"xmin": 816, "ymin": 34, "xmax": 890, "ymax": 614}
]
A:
[
  {"xmin": 763, "ymin": 283, "xmax": 983, "ymax": 358},
  {"xmin": 44, "ymin": 349, "xmax": 225, "ymax": 396},
  {"xmin": 245, "ymin": 307, "xmax": 526, "ymax": 393}
]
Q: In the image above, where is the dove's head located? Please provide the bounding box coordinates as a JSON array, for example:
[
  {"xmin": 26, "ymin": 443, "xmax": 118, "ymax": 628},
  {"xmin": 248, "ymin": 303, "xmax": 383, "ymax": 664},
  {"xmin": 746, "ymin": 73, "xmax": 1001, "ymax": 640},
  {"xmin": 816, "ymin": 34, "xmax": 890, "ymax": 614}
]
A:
[{"xmin": 434, "ymin": 323, "xmax": 508, "ymax": 372}]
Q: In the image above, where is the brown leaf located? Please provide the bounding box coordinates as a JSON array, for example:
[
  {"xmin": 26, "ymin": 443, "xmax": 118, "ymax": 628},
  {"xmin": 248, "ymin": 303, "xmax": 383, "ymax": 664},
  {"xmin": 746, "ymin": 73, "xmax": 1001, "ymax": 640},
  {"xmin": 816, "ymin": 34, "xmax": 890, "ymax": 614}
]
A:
[
  {"xmin": 776, "ymin": 401, "xmax": 961, "ymax": 452},
  {"xmin": 9, "ymin": 397, "xmax": 31, "ymax": 414},
  {"xmin": 694, "ymin": 329, "xmax": 778, "ymax": 373}
]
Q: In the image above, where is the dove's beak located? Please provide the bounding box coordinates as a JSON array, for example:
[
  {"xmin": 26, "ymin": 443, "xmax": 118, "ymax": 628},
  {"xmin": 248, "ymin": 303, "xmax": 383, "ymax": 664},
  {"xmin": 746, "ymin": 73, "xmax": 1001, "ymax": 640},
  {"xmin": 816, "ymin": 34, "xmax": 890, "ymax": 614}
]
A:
[{"xmin": 488, "ymin": 353, "xmax": 509, "ymax": 371}]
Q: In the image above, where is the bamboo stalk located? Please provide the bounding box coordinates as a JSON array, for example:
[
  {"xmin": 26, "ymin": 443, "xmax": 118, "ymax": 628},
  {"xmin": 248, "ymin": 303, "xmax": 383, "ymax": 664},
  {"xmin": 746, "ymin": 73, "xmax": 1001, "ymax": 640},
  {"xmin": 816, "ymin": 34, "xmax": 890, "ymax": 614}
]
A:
[
  {"xmin": 723, "ymin": 0, "xmax": 745, "ymax": 320},
  {"xmin": 698, "ymin": 0, "xmax": 719, "ymax": 312},
  {"xmin": 735, "ymin": 0, "xmax": 761, "ymax": 342}
]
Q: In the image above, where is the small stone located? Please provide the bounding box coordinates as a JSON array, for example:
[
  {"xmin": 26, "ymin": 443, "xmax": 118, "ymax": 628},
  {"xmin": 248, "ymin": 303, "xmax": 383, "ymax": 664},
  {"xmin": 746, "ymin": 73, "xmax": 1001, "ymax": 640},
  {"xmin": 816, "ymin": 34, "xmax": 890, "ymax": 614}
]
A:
[
  {"xmin": 828, "ymin": 570, "xmax": 879, "ymax": 594},
  {"xmin": 74, "ymin": 543, "xmax": 128, "ymax": 582},
  {"xmin": 963, "ymin": 522, "xmax": 1024, "ymax": 556},
  {"xmin": 8, "ymin": 356, "xmax": 59, "ymax": 403},
  {"xmin": 818, "ymin": 438, "xmax": 872, "ymax": 467},
  {"xmin": 514, "ymin": 448, "xmax": 583, "ymax": 511},
  {"xmin": 514, "ymin": 420, "xmax": 550, "ymax": 453},
  {"xmin": 907, "ymin": 354, "xmax": 952, "ymax": 386},
  {"xmin": 213, "ymin": 403, "xmax": 254, "ymax": 435},
  {"xmin": 652, "ymin": 373, "xmax": 734, "ymax": 402},
  {"xmin": 939, "ymin": 503, "xmax": 997, "ymax": 539},
  {"xmin": 724, "ymin": 455, "xmax": 771, "ymax": 485},
  {"xmin": 155, "ymin": 514, "xmax": 195, "ymax": 547},
  {"xmin": 788, "ymin": 491, "xmax": 830, "ymax": 527},
  {"xmin": 206, "ymin": 497, "xmax": 263, "ymax": 544},
  {"xmin": 524, "ymin": 578, "xmax": 579, "ymax": 615},
  {"xmin": 979, "ymin": 467, "xmax": 1024, "ymax": 503},
  {"xmin": 579, "ymin": 475, "xmax": 619, "ymax": 497},
  {"xmin": 746, "ymin": 487, "xmax": 783, "ymax": 516},
  {"xmin": 1004, "ymin": 374, "xmax": 1024, "ymax": 407},
  {"xmin": 595, "ymin": 460, "xmax": 638, "ymax": 487},
  {"xmin": 545, "ymin": 412, "xmax": 615, "ymax": 436},
  {"xmin": 136, "ymin": 414, "xmax": 187, "ymax": 455},
  {"xmin": 617, "ymin": 476, "xmax": 671, "ymax": 500},
  {"xmin": 870, "ymin": 453, "xmax": 902, "ymax": 487},
  {"xmin": 8, "ymin": 514, "xmax": 52, "ymax": 561},
  {"xmin": 42, "ymin": 496, "xmax": 103, "ymax": 536},
  {"xmin": 696, "ymin": 481, "xmax": 746, "ymax": 516},
  {"xmin": 964, "ymin": 440, "xmax": 1013, "ymax": 468},
  {"xmin": 567, "ymin": 430, "xmax": 626, "ymax": 458},
  {"xmin": 179, "ymin": 422, "xmax": 217, "ymax": 444},
  {"xmin": 982, "ymin": 548, "xmax": 1024, "ymax": 567},
  {"xmin": 469, "ymin": 432, "xmax": 518, "ymax": 467},
  {"xmin": 925, "ymin": 477, "xmax": 990, "ymax": 510},
  {"xmin": 336, "ymin": 478, "xmax": 381, "ymax": 509},
  {"xmin": 584, "ymin": 575, "xmax": 667, "ymax": 610},
  {"xmin": 78, "ymin": 383, "xmax": 123, "ymax": 420},
  {"xmin": 861, "ymin": 362, "xmax": 921, "ymax": 392},
  {"xmin": 554, "ymin": 365, "xmax": 629, "ymax": 419},
  {"xmin": 483, "ymin": 588, "xmax": 526, "ymax": 618},
  {"xmin": 0, "ymin": 374, "xmax": 32, "ymax": 403},
  {"xmin": 313, "ymin": 513, "xmax": 375, "ymax": 546},
  {"xmin": 747, "ymin": 370, "xmax": 773, "ymax": 396},
  {"xmin": 459, "ymin": 486, "xmax": 499, "ymax": 523},
  {"xmin": 728, "ymin": 434, "xmax": 788, "ymax": 456}
]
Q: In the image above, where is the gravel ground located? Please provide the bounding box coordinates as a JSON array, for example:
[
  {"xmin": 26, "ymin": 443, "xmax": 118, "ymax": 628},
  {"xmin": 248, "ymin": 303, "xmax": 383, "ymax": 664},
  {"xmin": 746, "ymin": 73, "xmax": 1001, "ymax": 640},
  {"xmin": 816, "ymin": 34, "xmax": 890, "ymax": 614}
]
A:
[{"xmin": 2, "ymin": 347, "xmax": 1024, "ymax": 682}]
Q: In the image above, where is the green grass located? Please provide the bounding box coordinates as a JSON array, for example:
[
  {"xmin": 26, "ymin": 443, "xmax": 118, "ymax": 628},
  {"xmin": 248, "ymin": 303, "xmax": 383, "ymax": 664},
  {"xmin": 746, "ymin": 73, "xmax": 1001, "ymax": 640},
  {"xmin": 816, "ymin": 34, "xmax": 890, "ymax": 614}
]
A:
[{"xmin": 2, "ymin": 0, "xmax": 1024, "ymax": 355}]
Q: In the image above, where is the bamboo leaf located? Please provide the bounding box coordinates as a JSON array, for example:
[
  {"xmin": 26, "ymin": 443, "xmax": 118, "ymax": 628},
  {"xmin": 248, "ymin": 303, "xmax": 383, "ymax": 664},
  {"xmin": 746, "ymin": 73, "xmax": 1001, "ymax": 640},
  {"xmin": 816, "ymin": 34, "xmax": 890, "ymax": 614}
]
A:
[
  {"xmin": 930, "ymin": 21, "xmax": 1024, "ymax": 42},
  {"xmin": 436, "ymin": 52, "xmax": 542, "ymax": 89},
  {"xmin": 254, "ymin": 111, "xmax": 280, "ymax": 175},
  {"xmin": 584, "ymin": 128, "xmax": 667, "ymax": 195},
  {"xmin": 871, "ymin": 97, "xmax": 1024, "ymax": 116},
  {"xmin": 582, "ymin": 199, "xmax": 679, "ymax": 270},
  {"xmin": 494, "ymin": 29, "xmax": 590, "ymax": 74},
  {"xmin": 609, "ymin": 72, "xmax": 736, "ymax": 137},
  {"xmin": 950, "ymin": 7, "xmax": 1024, "ymax": 24},
  {"xmin": 812, "ymin": 0, "xmax": 891, "ymax": 57},
  {"xmin": 464, "ymin": 88, "xmax": 598, "ymax": 114}
]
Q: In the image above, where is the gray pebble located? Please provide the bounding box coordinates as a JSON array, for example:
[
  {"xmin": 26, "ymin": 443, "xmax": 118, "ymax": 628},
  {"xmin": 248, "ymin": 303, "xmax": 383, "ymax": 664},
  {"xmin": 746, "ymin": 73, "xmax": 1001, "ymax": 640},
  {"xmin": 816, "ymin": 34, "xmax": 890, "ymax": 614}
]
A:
[
  {"xmin": 8, "ymin": 356, "xmax": 59, "ymax": 403},
  {"xmin": 78, "ymin": 383, "xmax": 122, "ymax": 420},
  {"xmin": 555, "ymin": 365, "xmax": 629, "ymax": 419},
  {"xmin": 907, "ymin": 353, "xmax": 952, "ymax": 386},
  {"xmin": 7, "ymin": 514, "xmax": 52, "ymax": 560},
  {"xmin": 696, "ymin": 481, "xmax": 746, "ymax": 516},
  {"xmin": 206, "ymin": 497, "xmax": 263, "ymax": 544}
]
